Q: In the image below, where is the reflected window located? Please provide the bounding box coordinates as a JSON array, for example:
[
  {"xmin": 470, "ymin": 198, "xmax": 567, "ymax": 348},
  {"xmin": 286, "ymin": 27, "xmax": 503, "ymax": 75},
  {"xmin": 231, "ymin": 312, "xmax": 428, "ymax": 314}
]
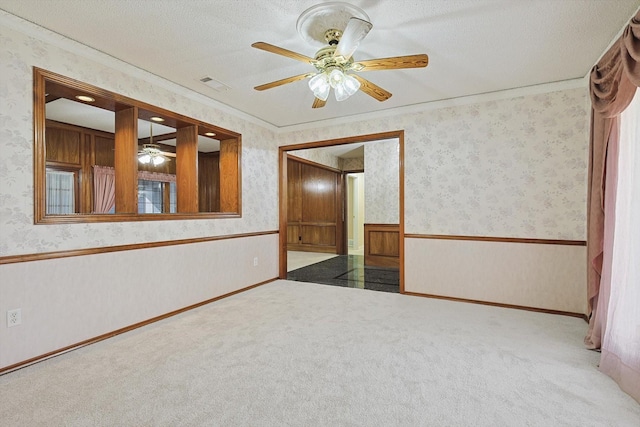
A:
[
  {"xmin": 138, "ymin": 180, "xmax": 163, "ymax": 213},
  {"xmin": 46, "ymin": 169, "xmax": 76, "ymax": 214},
  {"xmin": 137, "ymin": 179, "xmax": 177, "ymax": 214}
]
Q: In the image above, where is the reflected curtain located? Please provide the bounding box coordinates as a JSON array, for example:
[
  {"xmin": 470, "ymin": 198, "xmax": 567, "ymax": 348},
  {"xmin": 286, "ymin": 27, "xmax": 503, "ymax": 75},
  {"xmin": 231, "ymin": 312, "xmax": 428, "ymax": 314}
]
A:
[
  {"xmin": 93, "ymin": 167, "xmax": 177, "ymax": 213},
  {"xmin": 137, "ymin": 170, "xmax": 176, "ymax": 183},
  {"xmin": 93, "ymin": 165, "xmax": 115, "ymax": 213}
]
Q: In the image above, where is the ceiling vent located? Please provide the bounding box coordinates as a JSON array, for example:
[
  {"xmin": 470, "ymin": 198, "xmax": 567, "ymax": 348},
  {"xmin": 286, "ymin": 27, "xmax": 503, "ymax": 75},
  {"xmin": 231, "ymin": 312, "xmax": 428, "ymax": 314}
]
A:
[{"xmin": 199, "ymin": 76, "xmax": 230, "ymax": 92}]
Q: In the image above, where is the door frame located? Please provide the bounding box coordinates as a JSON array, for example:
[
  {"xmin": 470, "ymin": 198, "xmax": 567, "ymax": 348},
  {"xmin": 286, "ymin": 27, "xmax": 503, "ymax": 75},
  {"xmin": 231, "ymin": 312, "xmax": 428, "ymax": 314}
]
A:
[{"xmin": 278, "ymin": 130, "xmax": 405, "ymax": 293}]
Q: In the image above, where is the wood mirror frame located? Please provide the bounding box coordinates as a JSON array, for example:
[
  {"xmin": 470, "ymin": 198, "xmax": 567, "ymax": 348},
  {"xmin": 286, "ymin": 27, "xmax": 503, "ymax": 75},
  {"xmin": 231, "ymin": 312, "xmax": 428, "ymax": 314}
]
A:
[{"xmin": 33, "ymin": 68, "xmax": 241, "ymax": 224}]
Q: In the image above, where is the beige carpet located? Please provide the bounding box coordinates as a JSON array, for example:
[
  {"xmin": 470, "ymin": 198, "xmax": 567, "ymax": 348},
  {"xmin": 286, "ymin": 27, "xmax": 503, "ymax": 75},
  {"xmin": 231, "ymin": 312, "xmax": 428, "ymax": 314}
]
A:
[{"xmin": 1, "ymin": 280, "xmax": 639, "ymax": 426}]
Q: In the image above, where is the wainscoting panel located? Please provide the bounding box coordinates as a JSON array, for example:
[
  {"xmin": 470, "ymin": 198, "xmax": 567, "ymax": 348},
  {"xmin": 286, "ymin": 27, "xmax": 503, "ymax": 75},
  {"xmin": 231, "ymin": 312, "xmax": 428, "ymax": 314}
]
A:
[
  {"xmin": 0, "ymin": 233, "xmax": 279, "ymax": 370},
  {"xmin": 364, "ymin": 224, "xmax": 399, "ymax": 267},
  {"xmin": 301, "ymin": 224, "xmax": 336, "ymax": 247},
  {"xmin": 404, "ymin": 237, "xmax": 587, "ymax": 314}
]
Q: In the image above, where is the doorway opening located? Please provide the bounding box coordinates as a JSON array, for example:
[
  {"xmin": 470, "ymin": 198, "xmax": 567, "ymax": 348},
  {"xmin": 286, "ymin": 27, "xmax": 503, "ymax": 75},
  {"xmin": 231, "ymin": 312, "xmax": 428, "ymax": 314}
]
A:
[
  {"xmin": 279, "ymin": 131, "xmax": 404, "ymax": 293},
  {"xmin": 346, "ymin": 172, "xmax": 365, "ymax": 256}
]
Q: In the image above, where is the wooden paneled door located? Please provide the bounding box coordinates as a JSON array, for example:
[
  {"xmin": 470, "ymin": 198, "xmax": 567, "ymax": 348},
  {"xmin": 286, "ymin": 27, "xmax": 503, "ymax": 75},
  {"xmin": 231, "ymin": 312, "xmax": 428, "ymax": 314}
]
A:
[{"xmin": 286, "ymin": 157, "xmax": 345, "ymax": 254}]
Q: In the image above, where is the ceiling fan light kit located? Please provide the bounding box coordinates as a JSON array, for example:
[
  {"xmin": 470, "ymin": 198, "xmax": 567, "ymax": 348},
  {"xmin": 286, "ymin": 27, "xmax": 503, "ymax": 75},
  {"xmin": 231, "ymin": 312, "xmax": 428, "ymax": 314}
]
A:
[
  {"xmin": 308, "ymin": 72, "xmax": 330, "ymax": 101},
  {"xmin": 252, "ymin": 1, "xmax": 429, "ymax": 108},
  {"xmin": 137, "ymin": 123, "xmax": 173, "ymax": 166},
  {"xmin": 138, "ymin": 144, "xmax": 167, "ymax": 166},
  {"xmin": 138, "ymin": 153, "xmax": 152, "ymax": 164},
  {"xmin": 309, "ymin": 66, "xmax": 361, "ymax": 102},
  {"xmin": 152, "ymin": 155, "xmax": 165, "ymax": 166}
]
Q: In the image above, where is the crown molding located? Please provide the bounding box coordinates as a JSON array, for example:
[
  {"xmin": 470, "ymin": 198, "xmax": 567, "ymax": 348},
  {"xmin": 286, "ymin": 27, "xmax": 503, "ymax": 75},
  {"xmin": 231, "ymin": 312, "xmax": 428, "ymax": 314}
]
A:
[{"xmin": 276, "ymin": 77, "xmax": 587, "ymax": 134}]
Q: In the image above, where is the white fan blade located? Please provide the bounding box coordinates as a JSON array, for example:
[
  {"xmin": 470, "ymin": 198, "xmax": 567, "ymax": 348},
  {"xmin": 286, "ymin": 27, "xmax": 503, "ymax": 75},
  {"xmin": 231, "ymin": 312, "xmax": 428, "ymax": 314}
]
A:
[{"xmin": 334, "ymin": 17, "xmax": 372, "ymax": 61}]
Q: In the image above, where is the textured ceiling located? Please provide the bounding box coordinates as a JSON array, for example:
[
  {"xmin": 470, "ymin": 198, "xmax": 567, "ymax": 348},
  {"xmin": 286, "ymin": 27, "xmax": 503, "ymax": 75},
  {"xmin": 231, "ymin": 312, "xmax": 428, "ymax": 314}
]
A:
[{"xmin": 1, "ymin": 0, "xmax": 638, "ymax": 128}]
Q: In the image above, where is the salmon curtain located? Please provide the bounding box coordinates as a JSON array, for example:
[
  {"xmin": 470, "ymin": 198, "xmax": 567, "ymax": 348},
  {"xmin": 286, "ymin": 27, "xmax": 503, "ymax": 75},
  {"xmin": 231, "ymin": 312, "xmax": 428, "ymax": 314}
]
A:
[
  {"xmin": 584, "ymin": 11, "xmax": 640, "ymax": 403},
  {"xmin": 585, "ymin": 11, "xmax": 640, "ymax": 349}
]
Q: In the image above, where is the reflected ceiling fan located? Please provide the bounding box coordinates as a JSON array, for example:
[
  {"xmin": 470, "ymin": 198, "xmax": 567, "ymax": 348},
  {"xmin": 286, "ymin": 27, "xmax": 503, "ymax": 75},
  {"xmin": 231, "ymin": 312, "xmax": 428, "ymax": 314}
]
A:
[
  {"xmin": 137, "ymin": 123, "xmax": 175, "ymax": 166},
  {"xmin": 252, "ymin": 2, "xmax": 429, "ymax": 108}
]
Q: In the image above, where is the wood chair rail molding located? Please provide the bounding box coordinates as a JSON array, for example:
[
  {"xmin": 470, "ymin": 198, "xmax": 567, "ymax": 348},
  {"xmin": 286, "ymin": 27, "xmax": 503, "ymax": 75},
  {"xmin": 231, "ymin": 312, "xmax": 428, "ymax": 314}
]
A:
[
  {"xmin": 404, "ymin": 234, "xmax": 586, "ymax": 246},
  {"xmin": 33, "ymin": 67, "xmax": 242, "ymax": 224}
]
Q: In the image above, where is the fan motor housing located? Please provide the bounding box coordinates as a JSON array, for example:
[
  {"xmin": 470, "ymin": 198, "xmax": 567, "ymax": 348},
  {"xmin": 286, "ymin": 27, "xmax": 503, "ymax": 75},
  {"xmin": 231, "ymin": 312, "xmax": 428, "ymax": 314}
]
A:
[
  {"xmin": 314, "ymin": 44, "xmax": 353, "ymax": 72},
  {"xmin": 324, "ymin": 29, "xmax": 342, "ymax": 45}
]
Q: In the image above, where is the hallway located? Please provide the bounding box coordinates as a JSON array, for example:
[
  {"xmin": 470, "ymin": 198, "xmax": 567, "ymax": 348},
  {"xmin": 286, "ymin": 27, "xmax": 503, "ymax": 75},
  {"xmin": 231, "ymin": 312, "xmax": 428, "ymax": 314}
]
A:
[{"xmin": 287, "ymin": 252, "xmax": 399, "ymax": 293}]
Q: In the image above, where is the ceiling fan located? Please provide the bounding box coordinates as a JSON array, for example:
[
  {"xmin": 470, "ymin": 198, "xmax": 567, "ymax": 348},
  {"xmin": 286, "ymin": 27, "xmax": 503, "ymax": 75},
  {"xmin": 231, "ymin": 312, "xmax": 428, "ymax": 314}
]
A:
[
  {"xmin": 252, "ymin": 2, "xmax": 429, "ymax": 108},
  {"xmin": 137, "ymin": 123, "xmax": 175, "ymax": 166}
]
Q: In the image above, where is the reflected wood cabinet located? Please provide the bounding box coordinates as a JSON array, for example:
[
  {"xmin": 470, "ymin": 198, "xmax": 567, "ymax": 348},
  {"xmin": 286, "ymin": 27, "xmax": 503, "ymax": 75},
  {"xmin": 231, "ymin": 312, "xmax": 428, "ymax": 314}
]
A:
[
  {"xmin": 198, "ymin": 152, "xmax": 221, "ymax": 213},
  {"xmin": 45, "ymin": 120, "xmax": 213, "ymax": 214}
]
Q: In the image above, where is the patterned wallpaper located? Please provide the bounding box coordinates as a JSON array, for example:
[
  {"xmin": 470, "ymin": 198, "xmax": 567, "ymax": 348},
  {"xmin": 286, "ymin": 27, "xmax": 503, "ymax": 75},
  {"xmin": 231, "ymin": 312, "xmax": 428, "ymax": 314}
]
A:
[
  {"xmin": 288, "ymin": 148, "xmax": 340, "ymax": 169},
  {"xmin": 288, "ymin": 149, "xmax": 365, "ymax": 173},
  {"xmin": 0, "ymin": 18, "xmax": 279, "ymax": 257},
  {"xmin": 340, "ymin": 157, "xmax": 364, "ymax": 171},
  {"xmin": 403, "ymin": 92, "xmax": 589, "ymax": 239},
  {"xmin": 279, "ymin": 91, "xmax": 589, "ymax": 240},
  {"xmin": 364, "ymin": 140, "xmax": 399, "ymax": 224},
  {"xmin": 0, "ymin": 12, "xmax": 590, "ymax": 258}
]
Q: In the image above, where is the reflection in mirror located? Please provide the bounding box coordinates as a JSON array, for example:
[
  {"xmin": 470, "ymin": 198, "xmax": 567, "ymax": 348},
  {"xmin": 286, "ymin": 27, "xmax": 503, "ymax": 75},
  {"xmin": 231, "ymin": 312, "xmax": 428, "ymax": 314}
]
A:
[
  {"xmin": 134, "ymin": 120, "xmax": 222, "ymax": 214},
  {"xmin": 45, "ymin": 94, "xmax": 116, "ymax": 214},
  {"xmin": 35, "ymin": 67, "xmax": 241, "ymax": 223},
  {"xmin": 136, "ymin": 119, "xmax": 177, "ymax": 214},
  {"xmin": 197, "ymin": 133, "xmax": 221, "ymax": 213}
]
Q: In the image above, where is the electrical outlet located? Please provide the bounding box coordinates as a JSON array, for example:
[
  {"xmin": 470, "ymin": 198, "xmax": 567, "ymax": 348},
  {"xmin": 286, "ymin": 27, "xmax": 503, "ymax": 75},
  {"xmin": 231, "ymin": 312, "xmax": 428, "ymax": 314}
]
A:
[
  {"xmin": 253, "ymin": 257, "xmax": 258, "ymax": 267},
  {"xmin": 7, "ymin": 309, "xmax": 21, "ymax": 327}
]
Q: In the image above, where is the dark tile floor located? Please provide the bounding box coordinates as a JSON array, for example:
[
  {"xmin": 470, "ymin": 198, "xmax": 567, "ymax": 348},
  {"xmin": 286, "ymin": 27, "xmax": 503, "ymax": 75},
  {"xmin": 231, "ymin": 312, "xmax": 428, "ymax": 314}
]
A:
[{"xmin": 287, "ymin": 255, "xmax": 400, "ymax": 293}]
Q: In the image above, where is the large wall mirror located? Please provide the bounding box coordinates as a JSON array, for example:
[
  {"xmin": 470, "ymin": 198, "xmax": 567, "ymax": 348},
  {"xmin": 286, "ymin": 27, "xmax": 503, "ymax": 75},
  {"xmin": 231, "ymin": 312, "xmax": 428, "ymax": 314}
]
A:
[{"xmin": 33, "ymin": 68, "xmax": 241, "ymax": 224}]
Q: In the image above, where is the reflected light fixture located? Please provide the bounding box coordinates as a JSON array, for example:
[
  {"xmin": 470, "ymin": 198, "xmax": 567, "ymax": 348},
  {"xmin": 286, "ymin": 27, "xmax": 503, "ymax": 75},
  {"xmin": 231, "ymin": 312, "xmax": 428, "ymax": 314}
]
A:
[
  {"xmin": 138, "ymin": 153, "xmax": 151, "ymax": 164},
  {"xmin": 152, "ymin": 155, "xmax": 165, "ymax": 166},
  {"xmin": 75, "ymin": 95, "xmax": 95, "ymax": 102},
  {"xmin": 138, "ymin": 123, "xmax": 167, "ymax": 166},
  {"xmin": 138, "ymin": 145, "xmax": 166, "ymax": 166}
]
